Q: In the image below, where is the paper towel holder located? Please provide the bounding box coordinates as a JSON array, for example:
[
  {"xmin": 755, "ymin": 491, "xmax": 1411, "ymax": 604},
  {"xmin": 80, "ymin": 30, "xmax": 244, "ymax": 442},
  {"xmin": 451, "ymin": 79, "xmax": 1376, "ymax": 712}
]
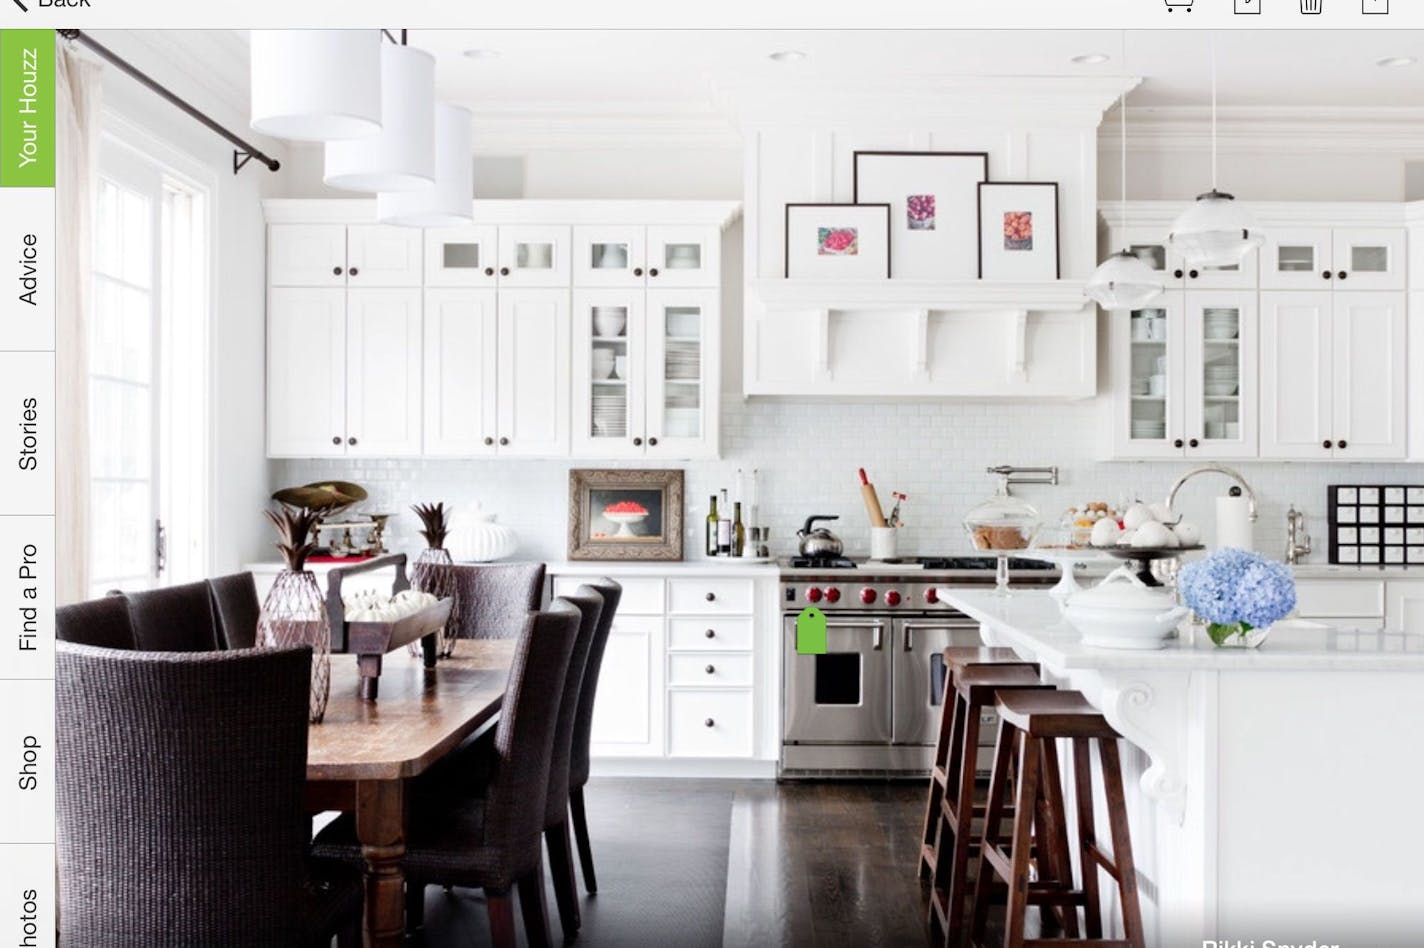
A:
[{"xmin": 1164, "ymin": 464, "xmax": 1259, "ymax": 522}]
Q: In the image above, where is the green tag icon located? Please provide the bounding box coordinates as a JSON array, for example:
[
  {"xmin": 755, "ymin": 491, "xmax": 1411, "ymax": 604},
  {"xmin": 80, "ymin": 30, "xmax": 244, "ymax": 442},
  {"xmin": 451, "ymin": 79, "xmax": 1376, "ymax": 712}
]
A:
[{"xmin": 795, "ymin": 606, "xmax": 827, "ymax": 654}]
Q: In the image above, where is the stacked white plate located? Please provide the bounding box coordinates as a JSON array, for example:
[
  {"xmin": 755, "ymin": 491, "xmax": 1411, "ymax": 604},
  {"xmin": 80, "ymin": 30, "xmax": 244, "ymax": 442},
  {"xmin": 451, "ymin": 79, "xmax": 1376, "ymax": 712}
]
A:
[
  {"xmin": 1204, "ymin": 309, "xmax": 1240, "ymax": 340},
  {"xmin": 1131, "ymin": 420, "xmax": 1166, "ymax": 439},
  {"xmin": 592, "ymin": 390, "xmax": 627, "ymax": 437},
  {"xmin": 665, "ymin": 340, "xmax": 701, "ymax": 380},
  {"xmin": 1204, "ymin": 361, "xmax": 1239, "ymax": 397}
]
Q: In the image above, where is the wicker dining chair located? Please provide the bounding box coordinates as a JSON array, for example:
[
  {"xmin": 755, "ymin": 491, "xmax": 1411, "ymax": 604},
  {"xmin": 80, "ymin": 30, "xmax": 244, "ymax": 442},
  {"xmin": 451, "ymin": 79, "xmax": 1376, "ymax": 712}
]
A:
[
  {"xmin": 207, "ymin": 571, "xmax": 262, "ymax": 650},
  {"xmin": 55, "ymin": 595, "xmax": 136, "ymax": 650},
  {"xmin": 56, "ymin": 642, "xmax": 361, "ymax": 947},
  {"xmin": 314, "ymin": 604, "xmax": 580, "ymax": 948},
  {"xmin": 124, "ymin": 579, "xmax": 222, "ymax": 651},
  {"xmin": 447, "ymin": 562, "xmax": 547, "ymax": 640},
  {"xmin": 567, "ymin": 578, "xmax": 623, "ymax": 895}
]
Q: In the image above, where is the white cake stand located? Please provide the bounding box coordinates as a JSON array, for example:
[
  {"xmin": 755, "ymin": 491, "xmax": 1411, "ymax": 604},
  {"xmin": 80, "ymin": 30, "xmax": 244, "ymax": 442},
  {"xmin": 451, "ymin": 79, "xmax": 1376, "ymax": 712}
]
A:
[{"xmin": 1016, "ymin": 548, "xmax": 1120, "ymax": 608}]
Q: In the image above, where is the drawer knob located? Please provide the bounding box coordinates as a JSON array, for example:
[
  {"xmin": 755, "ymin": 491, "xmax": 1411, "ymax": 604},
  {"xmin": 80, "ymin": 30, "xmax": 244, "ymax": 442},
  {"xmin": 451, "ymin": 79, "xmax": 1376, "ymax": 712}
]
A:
[
  {"xmin": 705, "ymin": 592, "xmax": 716, "ymax": 602},
  {"xmin": 484, "ymin": 266, "xmax": 495, "ymax": 276},
  {"xmin": 484, "ymin": 436, "xmax": 494, "ymax": 446},
  {"xmin": 332, "ymin": 266, "xmax": 343, "ymax": 276},
  {"xmin": 1337, "ymin": 439, "xmax": 1347, "ymax": 449},
  {"xmin": 500, "ymin": 266, "xmax": 510, "ymax": 276},
  {"xmin": 705, "ymin": 664, "xmax": 716, "ymax": 674},
  {"xmin": 1323, "ymin": 439, "xmax": 1333, "ymax": 449},
  {"xmin": 1337, "ymin": 270, "xmax": 1348, "ymax": 280},
  {"xmin": 704, "ymin": 629, "xmax": 716, "ymax": 639},
  {"xmin": 331, "ymin": 436, "xmax": 341, "ymax": 445},
  {"xmin": 499, "ymin": 437, "xmax": 509, "ymax": 446},
  {"xmin": 347, "ymin": 437, "xmax": 357, "ymax": 446},
  {"xmin": 704, "ymin": 718, "xmax": 715, "ymax": 728},
  {"xmin": 348, "ymin": 267, "xmax": 358, "ymax": 277},
  {"xmin": 633, "ymin": 267, "xmax": 644, "ymax": 277}
]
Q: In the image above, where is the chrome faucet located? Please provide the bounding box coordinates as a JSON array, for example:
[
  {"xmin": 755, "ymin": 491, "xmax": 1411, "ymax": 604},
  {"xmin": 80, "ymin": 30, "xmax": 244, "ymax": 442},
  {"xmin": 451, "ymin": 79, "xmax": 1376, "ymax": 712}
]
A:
[
  {"xmin": 1164, "ymin": 463, "xmax": 1259, "ymax": 522},
  {"xmin": 1286, "ymin": 505, "xmax": 1312, "ymax": 565}
]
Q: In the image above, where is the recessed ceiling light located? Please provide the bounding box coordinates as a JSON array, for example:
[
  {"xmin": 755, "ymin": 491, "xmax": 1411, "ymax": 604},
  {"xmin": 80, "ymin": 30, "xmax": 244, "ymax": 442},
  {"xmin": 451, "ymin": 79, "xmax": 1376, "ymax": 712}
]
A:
[
  {"xmin": 462, "ymin": 48, "xmax": 500, "ymax": 60},
  {"xmin": 1377, "ymin": 55, "xmax": 1417, "ymax": 68},
  {"xmin": 769, "ymin": 49, "xmax": 807, "ymax": 63},
  {"xmin": 1072, "ymin": 53, "xmax": 1111, "ymax": 65}
]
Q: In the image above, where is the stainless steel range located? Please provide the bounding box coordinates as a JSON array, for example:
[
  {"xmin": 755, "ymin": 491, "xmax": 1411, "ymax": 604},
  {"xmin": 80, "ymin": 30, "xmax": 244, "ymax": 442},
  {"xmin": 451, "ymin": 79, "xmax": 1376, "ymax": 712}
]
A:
[{"xmin": 779, "ymin": 556, "xmax": 1053, "ymax": 778}]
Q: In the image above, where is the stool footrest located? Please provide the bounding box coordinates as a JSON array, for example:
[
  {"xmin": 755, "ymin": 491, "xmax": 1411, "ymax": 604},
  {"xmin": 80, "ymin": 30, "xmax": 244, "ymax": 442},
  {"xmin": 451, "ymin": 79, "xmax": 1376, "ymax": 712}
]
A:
[
  {"xmin": 1084, "ymin": 840, "xmax": 1123, "ymax": 880},
  {"xmin": 932, "ymin": 764, "xmax": 948, "ymax": 787}
]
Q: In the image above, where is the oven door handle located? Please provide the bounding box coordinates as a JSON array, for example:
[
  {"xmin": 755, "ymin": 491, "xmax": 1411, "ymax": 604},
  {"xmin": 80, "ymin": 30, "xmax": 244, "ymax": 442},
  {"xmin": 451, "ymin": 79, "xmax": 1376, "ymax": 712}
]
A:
[{"xmin": 899, "ymin": 621, "xmax": 982, "ymax": 652}]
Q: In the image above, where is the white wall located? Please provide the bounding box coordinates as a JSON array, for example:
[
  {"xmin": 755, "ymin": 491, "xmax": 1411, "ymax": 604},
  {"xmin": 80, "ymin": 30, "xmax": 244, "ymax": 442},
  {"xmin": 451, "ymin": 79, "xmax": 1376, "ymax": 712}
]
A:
[
  {"xmin": 91, "ymin": 32, "xmax": 290, "ymax": 574},
  {"xmin": 1100, "ymin": 148, "xmax": 1412, "ymax": 202}
]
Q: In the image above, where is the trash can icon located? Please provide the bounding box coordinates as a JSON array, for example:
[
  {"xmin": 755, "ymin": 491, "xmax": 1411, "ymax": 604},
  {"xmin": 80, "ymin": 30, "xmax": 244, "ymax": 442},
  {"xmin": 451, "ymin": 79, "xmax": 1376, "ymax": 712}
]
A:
[
  {"xmin": 1165, "ymin": 0, "xmax": 1194, "ymax": 10},
  {"xmin": 1301, "ymin": 0, "xmax": 1322, "ymax": 12}
]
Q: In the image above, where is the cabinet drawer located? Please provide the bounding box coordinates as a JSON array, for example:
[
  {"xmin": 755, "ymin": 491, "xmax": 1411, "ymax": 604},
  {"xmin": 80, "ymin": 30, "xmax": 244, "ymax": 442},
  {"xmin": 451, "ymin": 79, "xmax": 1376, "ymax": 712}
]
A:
[
  {"xmin": 668, "ymin": 652, "xmax": 753, "ymax": 687},
  {"xmin": 552, "ymin": 576, "xmax": 664, "ymax": 615},
  {"xmin": 668, "ymin": 578, "xmax": 753, "ymax": 615},
  {"xmin": 1294, "ymin": 579, "xmax": 1385, "ymax": 619},
  {"xmin": 667, "ymin": 690, "xmax": 754, "ymax": 757},
  {"xmin": 668, "ymin": 617, "xmax": 753, "ymax": 651}
]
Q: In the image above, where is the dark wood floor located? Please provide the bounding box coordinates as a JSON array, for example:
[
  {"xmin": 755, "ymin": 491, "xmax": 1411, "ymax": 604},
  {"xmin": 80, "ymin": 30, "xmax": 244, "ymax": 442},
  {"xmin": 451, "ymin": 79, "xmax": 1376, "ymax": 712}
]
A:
[{"xmin": 412, "ymin": 777, "xmax": 931, "ymax": 947}]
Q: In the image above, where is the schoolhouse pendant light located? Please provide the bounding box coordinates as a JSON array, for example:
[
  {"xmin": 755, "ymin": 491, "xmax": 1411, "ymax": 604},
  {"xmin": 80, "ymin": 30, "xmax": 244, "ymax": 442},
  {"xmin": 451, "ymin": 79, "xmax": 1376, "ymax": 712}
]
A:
[
  {"xmin": 325, "ymin": 42, "xmax": 436, "ymax": 193},
  {"xmin": 1086, "ymin": 82, "xmax": 1163, "ymax": 311},
  {"xmin": 1166, "ymin": 33, "xmax": 1263, "ymax": 268},
  {"xmin": 249, "ymin": 30, "xmax": 383, "ymax": 142},
  {"xmin": 377, "ymin": 104, "xmax": 474, "ymax": 227}
]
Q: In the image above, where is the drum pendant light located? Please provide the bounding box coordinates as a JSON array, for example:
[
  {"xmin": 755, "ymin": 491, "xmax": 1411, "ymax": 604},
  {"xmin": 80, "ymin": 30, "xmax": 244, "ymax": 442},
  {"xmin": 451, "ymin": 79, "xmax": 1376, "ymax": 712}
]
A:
[
  {"xmin": 377, "ymin": 104, "xmax": 474, "ymax": 227},
  {"xmin": 325, "ymin": 42, "xmax": 436, "ymax": 193},
  {"xmin": 1086, "ymin": 69, "xmax": 1163, "ymax": 310},
  {"xmin": 1166, "ymin": 34, "xmax": 1263, "ymax": 267},
  {"xmin": 249, "ymin": 30, "xmax": 383, "ymax": 142}
]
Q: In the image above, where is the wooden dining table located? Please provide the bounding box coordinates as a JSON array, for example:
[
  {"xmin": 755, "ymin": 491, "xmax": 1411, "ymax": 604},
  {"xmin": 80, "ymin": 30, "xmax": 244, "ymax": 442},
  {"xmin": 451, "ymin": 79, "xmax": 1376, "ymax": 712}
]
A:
[{"xmin": 305, "ymin": 639, "xmax": 516, "ymax": 947}]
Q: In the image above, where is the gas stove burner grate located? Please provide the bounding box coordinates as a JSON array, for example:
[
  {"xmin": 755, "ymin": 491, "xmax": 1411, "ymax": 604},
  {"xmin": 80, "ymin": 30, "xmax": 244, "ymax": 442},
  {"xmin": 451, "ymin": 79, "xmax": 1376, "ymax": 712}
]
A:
[
  {"xmin": 787, "ymin": 555, "xmax": 857, "ymax": 569},
  {"xmin": 915, "ymin": 556, "xmax": 1054, "ymax": 571}
]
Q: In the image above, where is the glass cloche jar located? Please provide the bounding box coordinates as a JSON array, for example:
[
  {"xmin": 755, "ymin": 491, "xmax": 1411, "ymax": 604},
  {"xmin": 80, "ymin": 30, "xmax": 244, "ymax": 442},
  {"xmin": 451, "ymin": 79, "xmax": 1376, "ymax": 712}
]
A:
[{"xmin": 963, "ymin": 476, "xmax": 1042, "ymax": 552}]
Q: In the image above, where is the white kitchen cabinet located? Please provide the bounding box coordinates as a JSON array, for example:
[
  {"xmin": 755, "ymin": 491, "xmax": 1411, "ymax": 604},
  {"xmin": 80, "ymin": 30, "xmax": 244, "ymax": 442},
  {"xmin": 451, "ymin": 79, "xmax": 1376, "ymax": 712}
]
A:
[
  {"xmin": 345, "ymin": 289, "xmax": 422, "ymax": 456},
  {"xmin": 496, "ymin": 289, "xmax": 571, "ymax": 456},
  {"xmin": 1108, "ymin": 225, "xmax": 1257, "ymax": 291},
  {"xmin": 1386, "ymin": 581, "xmax": 1424, "ymax": 633},
  {"xmin": 423, "ymin": 225, "xmax": 498, "ymax": 288},
  {"xmin": 1110, "ymin": 290, "xmax": 1256, "ymax": 459},
  {"xmin": 646, "ymin": 290, "xmax": 719, "ymax": 458},
  {"xmin": 422, "ymin": 289, "xmax": 498, "ymax": 456},
  {"xmin": 573, "ymin": 225, "xmax": 648, "ymax": 287},
  {"xmin": 1261, "ymin": 226, "xmax": 1404, "ymax": 291},
  {"xmin": 496, "ymin": 225, "xmax": 571, "ymax": 288},
  {"xmin": 645, "ymin": 225, "xmax": 721, "ymax": 288},
  {"xmin": 573, "ymin": 224, "xmax": 721, "ymax": 289},
  {"xmin": 1260, "ymin": 291, "xmax": 1406, "ymax": 460},
  {"xmin": 589, "ymin": 613, "xmax": 663, "ymax": 755},
  {"xmin": 345, "ymin": 226, "xmax": 424, "ymax": 287},
  {"xmin": 266, "ymin": 288, "xmax": 346, "ymax": 456},
  {"xmin": 667, "ymin": 690, "xmax": 754, "ymax": 757},
  {"xmin": 269, "ymin": 223, "xmax": 422, "ymax": 287}
]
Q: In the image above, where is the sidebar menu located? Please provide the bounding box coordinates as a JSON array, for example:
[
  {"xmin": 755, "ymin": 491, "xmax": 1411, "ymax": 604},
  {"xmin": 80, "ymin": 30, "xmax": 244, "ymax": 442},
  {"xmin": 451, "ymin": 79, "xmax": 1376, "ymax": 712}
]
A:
[{"xmin": 0, "ymin": 28, "xmax": 56, "ymax": 948}]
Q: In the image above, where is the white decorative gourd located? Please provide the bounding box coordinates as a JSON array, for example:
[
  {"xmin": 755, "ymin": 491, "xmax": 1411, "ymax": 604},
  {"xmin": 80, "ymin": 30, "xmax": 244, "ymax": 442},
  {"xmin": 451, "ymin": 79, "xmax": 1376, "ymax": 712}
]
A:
[{"xmin": 455, "ymin": 508, "xmax": 518, "ymax": 562}]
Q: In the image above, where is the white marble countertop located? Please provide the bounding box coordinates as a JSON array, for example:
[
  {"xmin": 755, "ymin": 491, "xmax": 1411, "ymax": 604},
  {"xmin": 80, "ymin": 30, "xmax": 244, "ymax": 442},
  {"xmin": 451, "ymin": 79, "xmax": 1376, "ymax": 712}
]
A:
[
  {"xmin": 937, "ymin": 588, "xmax": 1424, "ymax": 671},
  {"xmin": 1289, "ymin": 563, "xmax": 1424, "ymax": 580},
  {"xmin": 547, "ymin": 559, "xmax": 779, "ymax": 577}
]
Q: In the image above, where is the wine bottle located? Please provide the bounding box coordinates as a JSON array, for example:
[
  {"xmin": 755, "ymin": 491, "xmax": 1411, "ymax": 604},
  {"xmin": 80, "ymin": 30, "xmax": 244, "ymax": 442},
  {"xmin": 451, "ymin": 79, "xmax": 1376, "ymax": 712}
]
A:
[
  {"xmin": 733, "ymin": 502, "xmax": 745, "ymax": 557},
  {"xmin": 705, "ymin": 495, "xmax": 719, "ymax": 557},
  {"xmin": 717, "ymin": 489, "xmax": 732, "ymax": 555}
]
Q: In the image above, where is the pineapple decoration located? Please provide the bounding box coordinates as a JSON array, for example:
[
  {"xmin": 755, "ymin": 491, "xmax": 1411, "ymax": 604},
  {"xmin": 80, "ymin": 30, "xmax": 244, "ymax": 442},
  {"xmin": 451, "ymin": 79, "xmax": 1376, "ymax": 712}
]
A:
[
  {"xmin": 410, "ymin": 502, "xmax": 461, "ymax": 658},
  {"xmin": 257, "ymin": 504, "xmax": 332, "ymax": 723}
]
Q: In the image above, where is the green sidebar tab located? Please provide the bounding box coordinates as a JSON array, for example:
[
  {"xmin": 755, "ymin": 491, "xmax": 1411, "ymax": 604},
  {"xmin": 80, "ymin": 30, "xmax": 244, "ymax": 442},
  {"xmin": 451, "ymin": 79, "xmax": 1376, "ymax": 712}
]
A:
[{"xmin": 1, "ymin": 30, "xmax": 55, "ymax": 188}]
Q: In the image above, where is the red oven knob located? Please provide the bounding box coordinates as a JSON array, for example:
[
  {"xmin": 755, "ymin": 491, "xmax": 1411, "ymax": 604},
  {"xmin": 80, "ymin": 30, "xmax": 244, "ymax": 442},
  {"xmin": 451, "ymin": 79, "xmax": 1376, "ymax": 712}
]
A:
[
  {"xmin": 885, "ymin": 590, "xmax": 902, "ymax": 607},
  {"xmin": 859, "ymin": 587, "xmax": 877, "ymax": 604},
  {"xmin": 824, "ymin": 587, "xmax": 841, "ymax": 603},
  {"xmin": 924, "ymin": 588, "xmax": 939, "ymax": 604},
  {"xmin": 804, "ymin": 587, "xmax": 823, "ymax": 603}
]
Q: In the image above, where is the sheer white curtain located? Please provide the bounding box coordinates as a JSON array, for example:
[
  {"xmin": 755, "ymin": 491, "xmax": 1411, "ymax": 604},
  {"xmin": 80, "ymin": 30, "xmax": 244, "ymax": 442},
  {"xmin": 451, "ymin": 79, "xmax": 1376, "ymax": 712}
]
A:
[{"xmin": 55, "ymin": 41, "xmax": 102, "ymax": 604}]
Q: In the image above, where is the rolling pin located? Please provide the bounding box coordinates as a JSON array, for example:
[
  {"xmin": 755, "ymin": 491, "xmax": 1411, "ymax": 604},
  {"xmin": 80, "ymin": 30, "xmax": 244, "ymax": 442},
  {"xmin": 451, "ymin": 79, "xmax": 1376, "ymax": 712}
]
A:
[{"xmin": 858, "ymin": 468, "xmax": 889, "ymax": 528}]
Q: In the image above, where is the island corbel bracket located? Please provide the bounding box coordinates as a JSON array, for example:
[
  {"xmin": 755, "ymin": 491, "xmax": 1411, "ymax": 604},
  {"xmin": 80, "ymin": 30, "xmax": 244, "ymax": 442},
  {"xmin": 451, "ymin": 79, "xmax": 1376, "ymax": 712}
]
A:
[
  {"xmin": 1092, "ymin": 669, "xmax": 1193, "ymax": 826},
  {"xmin": 1008, "ymin": 309, "xmax": 1030, "ymax": 382}
]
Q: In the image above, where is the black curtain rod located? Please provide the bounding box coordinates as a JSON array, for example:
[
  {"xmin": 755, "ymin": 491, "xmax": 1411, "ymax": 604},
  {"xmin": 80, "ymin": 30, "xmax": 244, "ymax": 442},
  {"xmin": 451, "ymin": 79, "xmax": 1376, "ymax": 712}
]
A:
[{"xmin": 58, "ymin": 29, "xmax": 280, "ymax": 175}]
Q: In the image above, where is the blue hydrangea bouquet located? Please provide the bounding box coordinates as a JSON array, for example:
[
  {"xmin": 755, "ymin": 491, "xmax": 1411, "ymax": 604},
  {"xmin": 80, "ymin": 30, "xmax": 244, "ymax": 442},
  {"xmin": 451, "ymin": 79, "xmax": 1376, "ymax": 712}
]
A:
[{"xmin": 1178, "ymin": 548, "xmax": 1297, "ymax": 647}]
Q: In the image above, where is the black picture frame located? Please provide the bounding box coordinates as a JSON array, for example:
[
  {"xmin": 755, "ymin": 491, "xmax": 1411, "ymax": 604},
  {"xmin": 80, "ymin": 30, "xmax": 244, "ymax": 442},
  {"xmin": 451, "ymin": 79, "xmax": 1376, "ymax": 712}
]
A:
[
  {"xmin": 976, "ymin": 181, "xmax": 1061, "ymax": 281},
  {"xmin": 783, "ymin": 202, "xmax": 893, "ymax": 279}
]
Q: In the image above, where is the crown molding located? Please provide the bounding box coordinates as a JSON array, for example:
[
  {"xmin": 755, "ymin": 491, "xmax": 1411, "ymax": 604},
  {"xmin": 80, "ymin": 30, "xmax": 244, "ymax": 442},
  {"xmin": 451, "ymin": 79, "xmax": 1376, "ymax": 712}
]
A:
[
  {"xmin": 460, "ymin": 99, "xmax": 740, "ymax": 150},
  {"xmin": 1098, "ymin": 200, "xmax": 1408, "ymax": 230},
  {"xmin": 1099, "ymin": 106, "xmax": 1424, "ymax": 156},
  {"xmin": 262, "ymin": 198, "xmax": 742, "ymax": 228}
]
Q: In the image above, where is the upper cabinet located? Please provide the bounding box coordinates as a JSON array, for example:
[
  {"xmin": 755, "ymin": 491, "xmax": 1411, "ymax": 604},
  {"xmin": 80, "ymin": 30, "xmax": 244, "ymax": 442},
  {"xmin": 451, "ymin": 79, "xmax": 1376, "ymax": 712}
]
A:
[
  {"xmin": 1260, "ymin": 226, "xmax": 1405, "ymax": 291},
  {"xmin": 1112, "ymin": 226, "xmax": 1258, "ymax": 290},
  {"xmin": 422, "ymin": 224, "xmax": 571, "ymax": 288},
  {"xmin": 573, "ymin": 225, "xmax": 721, "ymax": 288},
  {"xmin": 269, "ymin": 223, "xmax": 422, "ymax": 287}
]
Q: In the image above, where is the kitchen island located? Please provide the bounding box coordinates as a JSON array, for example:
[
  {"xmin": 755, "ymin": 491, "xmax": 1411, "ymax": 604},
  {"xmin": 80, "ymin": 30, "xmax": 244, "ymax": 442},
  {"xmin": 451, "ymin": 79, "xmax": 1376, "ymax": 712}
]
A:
[{"xmin": 936, "ymin": 588, "xmax": 1424, "ymax": 948}]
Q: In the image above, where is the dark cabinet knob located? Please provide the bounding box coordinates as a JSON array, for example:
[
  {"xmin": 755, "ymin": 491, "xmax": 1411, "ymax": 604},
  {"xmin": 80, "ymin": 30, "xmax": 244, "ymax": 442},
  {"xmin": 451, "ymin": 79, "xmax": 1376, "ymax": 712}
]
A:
[
  {"xmin": 1173, "ymin": 438, "xmax": 1184, "ymax": 449},
  {"xmin": 483, "ymin": 437, "xmax": 494, "ymax": 446},
  {"xmin": 704, "ymin": 718, "xmax": 715, "ymax": 728},
  {"xmin": 1337, "ymin": 270, "xmax": 1348, "ymax": 280},
  {"xmin": 348, "ymin": 267, "xmax": 358, "ymax": 277},
  {"xmin": 704, "ymin": 629, "xmax": 716, "ymax": 639},
  {"xmin": 1338, "ymin": 439, "xmax": 1348, "ymax": 449},
  {"xmin": 1188, "ymin": 269, "xmax": 1199, "ymax": 279},
  {"xmin": 1323, "ymin": 440, "xmax": 1334, "ymax": 449},
  {"xmin": 347, "ymin": 437, "xmax": 357, "ymax": 446},
  {"xmin": 705, "ymin": 664, "xmax": 715, "ymax": 674},
  {"xmin": 648, "ymin": 437, "xmax": 658, "ymax": 446},
  {"xmin": 1189, "ymin": 438, "xmax": 1199, "ymax": 448},
  {"xmin": 499, "ymin": 437, "xmax": 509, "ymax": 446},
  {"xmin": 705, "ymin": 592, "xmax": 716, "ymax": 602},
  {"xmin": 499, "ymin": 267, "xmax": 510, "ymax": 276},
  {"xmin": 1173, "ymin": 269, "xmax": 1184, "ymax": 279},
  {"xmin": 632, "ymin": 437, "xmax": 643, "ymax": 446},
  {"xmin": 633, "ymin": 267, "xmax": 644, "ymax": 277},
  {"xmin": 484, "ymin": 267, "xmax": 495, "ymax": 276},
  {"xmin": 332, "ymin": 266, "xmax": 343, "ymax": 276},
  {"xmin": 332, "ymin": 436, "xmax": 341, "ymax": 445},
  {"xmin": 649, "ymin": 267, "xmax": 660, "ymax": 277},
  {"xmin": 1322, "ymin": 270, "xmax": 1333, "ymax": 280}
]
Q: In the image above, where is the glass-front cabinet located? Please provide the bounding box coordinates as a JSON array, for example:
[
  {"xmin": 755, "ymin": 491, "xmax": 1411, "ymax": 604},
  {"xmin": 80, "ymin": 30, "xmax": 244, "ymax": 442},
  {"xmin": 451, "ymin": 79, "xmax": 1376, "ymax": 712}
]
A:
[
  {"xmin": 573, "ymin": 224, "xmax": 720, "ymax": 289},
  {"xmin": 1112, "ymin": 291, "xmax": 1258, "ymax": 460},
  {"xmin": 1110, "ymin": 225, "xmax": 1258, "ymax": 290},
  {"xmin": 572, "ymin": 288, "xmax": 718, "ymax": 458},
  {"xmin": 1261, "ymin": 226, "xmax": 1405, "ymax": 291},
  {"xmin": 423, "ymin": 224, "xmax": 571, "ymax": 288}
]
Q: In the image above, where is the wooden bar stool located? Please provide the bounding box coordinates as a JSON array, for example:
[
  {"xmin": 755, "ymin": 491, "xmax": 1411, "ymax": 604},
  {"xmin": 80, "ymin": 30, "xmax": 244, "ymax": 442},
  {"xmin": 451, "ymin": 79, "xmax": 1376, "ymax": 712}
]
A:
[
  {"xmin": 928, "ymin": 664, "xmax": 1053, "ymax": 948},
  {"xmin": 969, "ymin": 690, "xmax": 1147, "ymax": 948},
  {"xmin": 919, "ymin": 648, "xmax": 1029, "ymax": 881}
]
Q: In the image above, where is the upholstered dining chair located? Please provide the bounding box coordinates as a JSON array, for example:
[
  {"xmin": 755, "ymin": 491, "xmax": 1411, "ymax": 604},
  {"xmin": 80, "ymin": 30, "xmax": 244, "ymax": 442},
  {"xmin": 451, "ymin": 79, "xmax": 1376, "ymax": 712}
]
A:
[
  {"xmin": 56, "ymin": 642, "xmax": 361, "ymax": 947},
  {"xmin": 567, "ymin": 578, "xmax": 622, "ymax": 895},
  {"xmin": 313, "ymin": 604, "xmax": 581, "ymax": 948},
  {"xmin": 447, "ymin": 562, "xmax": 546, "ymax": 640},
  {"xmin": 207, "ymin": 571, "xmax": 262, "ymax": 650},
  {"xmin": 124, "ymin": 579, "xmax": 222, "ymax": 651},
  {"xmin": 55, "ymin": 595, "xmax": 136, "ymax": 650}
]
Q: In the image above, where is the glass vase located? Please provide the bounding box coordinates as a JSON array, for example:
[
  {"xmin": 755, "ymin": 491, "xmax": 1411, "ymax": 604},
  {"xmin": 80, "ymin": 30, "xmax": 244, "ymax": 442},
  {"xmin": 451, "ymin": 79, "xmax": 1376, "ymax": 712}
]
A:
[
  {"xmin": 410, "ymin": 547, "xmax": 460, "ymax": 659},
  {"xmin": 257, "ymin": 569, "xmax": 331, "ymax": 723},
  {"xmin": 1207, "ymin": 622, "xmax": 1271, "ymax": 648}
]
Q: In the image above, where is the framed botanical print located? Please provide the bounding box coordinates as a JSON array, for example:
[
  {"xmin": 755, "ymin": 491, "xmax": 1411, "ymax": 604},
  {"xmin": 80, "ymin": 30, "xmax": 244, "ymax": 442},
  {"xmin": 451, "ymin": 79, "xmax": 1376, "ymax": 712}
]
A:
[
  {"xmin": 784, "ymin": 203, "xmax": 892, "ymax": 279},
  {"xmin": 568, "ymin": 468, "xmax": 684, "ymax": 561},
  {"xmin": 977, "ymin": 181, "xmax": 1060, "ymax": 281},
  {"xmin": 852, "ymin": 151, "xmax": 989, "ymax": 280}
]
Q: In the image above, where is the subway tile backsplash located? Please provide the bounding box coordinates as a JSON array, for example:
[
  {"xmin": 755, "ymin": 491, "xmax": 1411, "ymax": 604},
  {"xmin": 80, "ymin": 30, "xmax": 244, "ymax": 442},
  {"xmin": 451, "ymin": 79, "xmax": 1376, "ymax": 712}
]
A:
[{"xmin": 274, "ymin": 397, "xmax": 1423, "ymax": 566}]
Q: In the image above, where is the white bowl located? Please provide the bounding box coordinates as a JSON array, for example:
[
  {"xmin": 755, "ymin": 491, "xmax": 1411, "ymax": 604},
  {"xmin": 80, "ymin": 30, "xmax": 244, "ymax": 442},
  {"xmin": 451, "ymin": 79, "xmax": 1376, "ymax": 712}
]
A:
[{"xmin": 1062, "ymin": 566, "xmax": 1191, "ymax": 650}]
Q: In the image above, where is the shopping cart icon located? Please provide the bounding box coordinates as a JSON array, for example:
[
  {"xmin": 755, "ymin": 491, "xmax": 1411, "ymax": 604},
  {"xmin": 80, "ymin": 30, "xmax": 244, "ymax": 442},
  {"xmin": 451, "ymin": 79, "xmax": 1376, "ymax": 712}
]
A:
[{"xmin": 1165, "ymin": 0, "xmax": 1194, "ymax": 11}]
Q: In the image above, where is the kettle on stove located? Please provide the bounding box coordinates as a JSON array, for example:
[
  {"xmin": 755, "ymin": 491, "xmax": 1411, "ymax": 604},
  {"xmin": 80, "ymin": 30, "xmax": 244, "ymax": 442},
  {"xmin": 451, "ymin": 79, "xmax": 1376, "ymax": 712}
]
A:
[{"xmin": 797, "ymin": 515, "xmax": 844, "ymax": 558}]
